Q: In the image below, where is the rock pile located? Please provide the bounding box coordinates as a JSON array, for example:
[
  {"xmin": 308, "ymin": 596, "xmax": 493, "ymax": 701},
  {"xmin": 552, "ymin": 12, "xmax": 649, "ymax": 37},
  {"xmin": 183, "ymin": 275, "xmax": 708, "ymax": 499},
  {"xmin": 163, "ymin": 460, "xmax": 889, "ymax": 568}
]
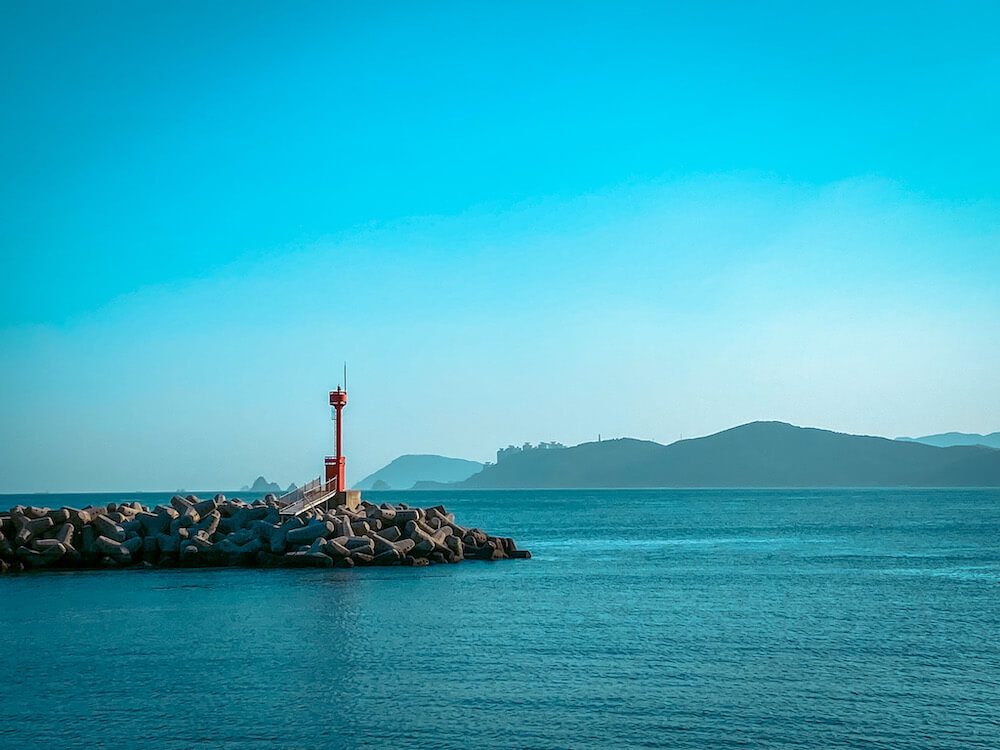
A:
[{"xmin": 0, "ymin": 495, "xmax": 530, "ymax": 573}]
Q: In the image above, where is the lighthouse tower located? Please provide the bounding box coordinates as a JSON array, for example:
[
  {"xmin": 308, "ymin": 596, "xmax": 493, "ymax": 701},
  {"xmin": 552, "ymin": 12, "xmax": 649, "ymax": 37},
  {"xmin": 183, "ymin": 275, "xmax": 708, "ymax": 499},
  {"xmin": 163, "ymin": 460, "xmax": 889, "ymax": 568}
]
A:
[
  {"xmin": 325, "ymin": 386, "xmax": 347, "ymax": 492},
  {"xmin": 276, "ymin": 380, "xmax": 360, "ymax": 516}
]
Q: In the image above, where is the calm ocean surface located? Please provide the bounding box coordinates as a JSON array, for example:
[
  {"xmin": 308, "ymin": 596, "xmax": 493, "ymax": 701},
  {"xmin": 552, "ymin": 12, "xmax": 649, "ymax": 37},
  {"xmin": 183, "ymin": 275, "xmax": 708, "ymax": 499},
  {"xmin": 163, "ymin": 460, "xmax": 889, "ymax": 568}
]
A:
[{"xmin": 1, "ymin": 488, "xmax": 998, "ymax": 749}]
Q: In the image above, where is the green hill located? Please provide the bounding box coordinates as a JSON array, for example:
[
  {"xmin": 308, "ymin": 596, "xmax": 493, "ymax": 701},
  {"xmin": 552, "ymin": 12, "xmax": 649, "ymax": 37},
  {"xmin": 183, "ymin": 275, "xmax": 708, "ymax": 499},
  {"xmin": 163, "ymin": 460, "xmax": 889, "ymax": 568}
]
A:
[{"xmin": 455, "ymin": 421, "xmax": 1000, "ymax": 488}]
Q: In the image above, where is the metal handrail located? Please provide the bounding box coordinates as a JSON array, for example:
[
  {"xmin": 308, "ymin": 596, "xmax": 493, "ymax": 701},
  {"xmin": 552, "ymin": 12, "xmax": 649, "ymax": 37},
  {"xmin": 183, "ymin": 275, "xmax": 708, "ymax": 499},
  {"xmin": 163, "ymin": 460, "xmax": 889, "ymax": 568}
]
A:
[
  {"xmin": 277, "ymin": 477, "xmax": 319, "ymax": 506},
  {"xmin": 276, "ymin": 475, "xmax": 339, "ymax": 515}
]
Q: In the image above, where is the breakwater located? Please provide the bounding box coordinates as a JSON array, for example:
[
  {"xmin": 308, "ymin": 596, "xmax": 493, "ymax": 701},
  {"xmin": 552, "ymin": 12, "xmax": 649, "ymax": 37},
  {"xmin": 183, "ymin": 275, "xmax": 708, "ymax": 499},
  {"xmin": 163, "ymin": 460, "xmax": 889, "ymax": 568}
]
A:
[{"xmin": 0, "ymin": 494, "xmax": 530, "ymax": 573}]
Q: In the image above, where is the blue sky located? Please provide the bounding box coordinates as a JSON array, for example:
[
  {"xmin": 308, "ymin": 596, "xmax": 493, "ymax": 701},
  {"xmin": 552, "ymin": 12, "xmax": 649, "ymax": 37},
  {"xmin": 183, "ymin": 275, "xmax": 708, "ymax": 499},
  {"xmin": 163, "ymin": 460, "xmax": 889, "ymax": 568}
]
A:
[{"xmin": 1, "ymin": 1, "xmax": 998, "ymax": 491}]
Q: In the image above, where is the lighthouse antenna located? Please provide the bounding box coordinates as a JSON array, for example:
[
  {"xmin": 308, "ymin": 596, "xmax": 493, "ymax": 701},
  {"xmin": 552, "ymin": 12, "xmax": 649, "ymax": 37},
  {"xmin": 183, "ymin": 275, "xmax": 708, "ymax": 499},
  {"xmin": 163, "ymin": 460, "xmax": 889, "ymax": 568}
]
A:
[{"xmin": 344, "ymin": 362, "xmax": 347, "ymax": 392}]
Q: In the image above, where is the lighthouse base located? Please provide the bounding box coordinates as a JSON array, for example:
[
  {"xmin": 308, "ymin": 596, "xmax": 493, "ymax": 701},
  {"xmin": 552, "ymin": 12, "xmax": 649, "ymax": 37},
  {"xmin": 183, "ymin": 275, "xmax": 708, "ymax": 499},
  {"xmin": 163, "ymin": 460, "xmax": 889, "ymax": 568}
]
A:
[{"xmin": 335, "ymin": 490, "xmax": 362, "ymax": 512}]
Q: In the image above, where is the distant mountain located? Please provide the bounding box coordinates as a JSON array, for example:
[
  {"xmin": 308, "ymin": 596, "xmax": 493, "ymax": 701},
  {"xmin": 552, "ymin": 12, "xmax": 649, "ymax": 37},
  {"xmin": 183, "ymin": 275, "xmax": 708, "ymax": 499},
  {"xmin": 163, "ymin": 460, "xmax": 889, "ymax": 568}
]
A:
[
  {"xmin": 896, "ymin": 432, "xmax": 1000, "ymax": 449},
  {"xmin": 453, "ymin": 422, "xmax": 1000, "ymax": 488},
  {"xmin": 357, "ymin": 454, "xmax": 484, "ymax": 490},
  {"xmin": 242, "ymin": 476, "xmax": 283, "ymax": 493}
]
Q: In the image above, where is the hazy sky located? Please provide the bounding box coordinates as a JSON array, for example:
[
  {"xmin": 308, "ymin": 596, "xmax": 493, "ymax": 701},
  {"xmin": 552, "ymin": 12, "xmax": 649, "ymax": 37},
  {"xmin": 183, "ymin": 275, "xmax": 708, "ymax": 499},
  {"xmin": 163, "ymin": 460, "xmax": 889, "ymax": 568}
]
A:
[{"xmin": 2, "ymin": 1, "xmax": 999, "ymax": 492}]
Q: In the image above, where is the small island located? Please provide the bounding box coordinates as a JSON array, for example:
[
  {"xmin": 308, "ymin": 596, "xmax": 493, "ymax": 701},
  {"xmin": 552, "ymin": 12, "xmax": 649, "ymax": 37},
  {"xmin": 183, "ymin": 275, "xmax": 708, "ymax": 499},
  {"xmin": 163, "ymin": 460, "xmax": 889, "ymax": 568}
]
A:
[
  {"xmin": 240, "ymin": 476, "xmax": 288, "ymax": 493},
  {"xmin": 0, "ymin": 495, "xmax": 529, "ymax": 574}
]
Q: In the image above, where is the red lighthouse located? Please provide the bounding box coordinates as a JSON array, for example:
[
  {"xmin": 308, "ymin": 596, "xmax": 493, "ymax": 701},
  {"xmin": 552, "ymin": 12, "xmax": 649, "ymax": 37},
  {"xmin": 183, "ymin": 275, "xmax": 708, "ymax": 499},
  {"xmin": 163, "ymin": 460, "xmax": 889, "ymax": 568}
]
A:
[
  {"xmin": 278, "ymin": 380, "xmax": 360, "ymax": 516},
  {"xmin": 325, "ymin": 386, "xmax": 347, "ymax": 492}
]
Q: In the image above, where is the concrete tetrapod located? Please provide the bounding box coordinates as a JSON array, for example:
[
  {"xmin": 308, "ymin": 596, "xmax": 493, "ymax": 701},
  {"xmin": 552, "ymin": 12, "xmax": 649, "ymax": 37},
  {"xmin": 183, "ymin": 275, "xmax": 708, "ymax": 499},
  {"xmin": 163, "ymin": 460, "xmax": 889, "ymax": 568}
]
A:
[{"xmin": 0, "ymin": 497, "xmax": 529, "ymax": 573}]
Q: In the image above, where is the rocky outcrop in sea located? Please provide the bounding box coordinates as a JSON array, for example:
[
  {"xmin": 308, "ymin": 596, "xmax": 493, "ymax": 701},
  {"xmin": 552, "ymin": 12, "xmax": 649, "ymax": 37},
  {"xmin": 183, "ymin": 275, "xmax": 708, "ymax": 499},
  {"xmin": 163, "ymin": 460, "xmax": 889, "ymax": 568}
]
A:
[{"xmin": 0, "ymin": 495, "xmax": 530, "ymax": 573}]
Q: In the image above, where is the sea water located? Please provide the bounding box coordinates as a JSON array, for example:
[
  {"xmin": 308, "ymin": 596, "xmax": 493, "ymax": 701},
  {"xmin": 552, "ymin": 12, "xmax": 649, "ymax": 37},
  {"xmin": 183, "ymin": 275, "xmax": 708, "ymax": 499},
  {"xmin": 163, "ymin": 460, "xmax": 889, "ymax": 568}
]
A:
[{"xmin": 0, "ymin": 488, "xmax": 998, "ymax": 749}]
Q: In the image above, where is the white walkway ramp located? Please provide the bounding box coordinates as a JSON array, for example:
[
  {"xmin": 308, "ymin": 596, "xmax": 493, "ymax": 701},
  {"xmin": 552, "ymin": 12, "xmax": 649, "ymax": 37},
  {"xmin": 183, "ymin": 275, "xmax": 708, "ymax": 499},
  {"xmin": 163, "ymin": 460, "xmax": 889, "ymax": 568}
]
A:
[{"xmin": 277, "ymin": 476, "xmax": 339, "ymax": 517}]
